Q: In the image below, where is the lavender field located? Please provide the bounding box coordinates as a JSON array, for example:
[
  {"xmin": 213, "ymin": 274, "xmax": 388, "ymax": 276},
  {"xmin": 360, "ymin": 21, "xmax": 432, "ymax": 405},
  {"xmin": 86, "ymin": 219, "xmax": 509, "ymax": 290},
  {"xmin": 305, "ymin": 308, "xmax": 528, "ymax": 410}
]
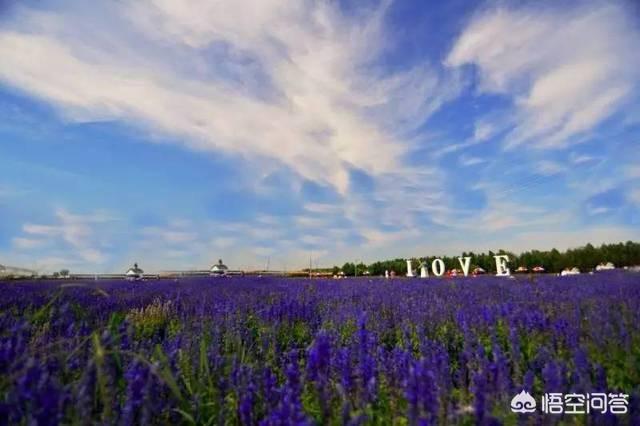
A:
[{"xmin": 1, "ymin": 273, "xmax": 639, "ymax": 425}]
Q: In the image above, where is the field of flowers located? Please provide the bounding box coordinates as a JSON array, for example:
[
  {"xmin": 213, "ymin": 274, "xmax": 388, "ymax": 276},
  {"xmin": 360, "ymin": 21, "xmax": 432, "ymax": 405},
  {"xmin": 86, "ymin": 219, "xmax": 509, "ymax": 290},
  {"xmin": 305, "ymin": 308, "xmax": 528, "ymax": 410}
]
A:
[{"xmin": 1, "ymin": 272, "xmax": 639, "ymax": 425}]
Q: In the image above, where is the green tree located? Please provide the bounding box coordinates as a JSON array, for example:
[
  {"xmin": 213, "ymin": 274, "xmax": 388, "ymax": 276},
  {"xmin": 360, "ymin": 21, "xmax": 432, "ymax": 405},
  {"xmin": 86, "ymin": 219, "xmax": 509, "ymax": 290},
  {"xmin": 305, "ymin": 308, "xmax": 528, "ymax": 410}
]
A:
[{"xmin": 342, "ymin": 262, "xmax": 355, "ymax": 276}]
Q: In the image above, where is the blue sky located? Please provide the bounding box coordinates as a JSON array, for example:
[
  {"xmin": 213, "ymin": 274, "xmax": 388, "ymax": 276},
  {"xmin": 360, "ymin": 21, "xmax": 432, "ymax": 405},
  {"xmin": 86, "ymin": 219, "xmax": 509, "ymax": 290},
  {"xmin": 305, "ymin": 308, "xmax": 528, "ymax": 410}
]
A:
[{"xmin": 1, "ymin": 0, "xmax": 639, "ymax": 273}]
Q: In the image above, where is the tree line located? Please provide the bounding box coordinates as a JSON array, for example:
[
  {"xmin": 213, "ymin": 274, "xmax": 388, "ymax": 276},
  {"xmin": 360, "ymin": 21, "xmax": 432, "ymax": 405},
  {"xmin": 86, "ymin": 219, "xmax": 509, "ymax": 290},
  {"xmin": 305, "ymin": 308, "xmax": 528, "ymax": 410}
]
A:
[{"xmin": 334, "ymin": 241, "xmax": 640, "ymax": 276}]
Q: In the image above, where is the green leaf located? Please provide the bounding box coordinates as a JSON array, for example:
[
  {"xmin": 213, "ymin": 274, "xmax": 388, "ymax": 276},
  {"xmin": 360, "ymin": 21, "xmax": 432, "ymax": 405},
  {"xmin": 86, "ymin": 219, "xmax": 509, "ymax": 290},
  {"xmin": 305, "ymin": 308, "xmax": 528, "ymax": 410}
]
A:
[{"xmin": 173, "ymin": 408, "xmax": 196, "ymax": 425}]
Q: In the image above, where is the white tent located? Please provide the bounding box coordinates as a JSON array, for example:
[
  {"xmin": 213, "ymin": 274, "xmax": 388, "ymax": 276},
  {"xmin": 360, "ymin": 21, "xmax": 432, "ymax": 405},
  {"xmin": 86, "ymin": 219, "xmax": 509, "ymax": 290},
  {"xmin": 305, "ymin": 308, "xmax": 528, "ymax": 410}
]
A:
[
  {"xmin": 472, "ymin": 267, "xmax": 486, "ymax": 275},
  {"xmin": 595, "ymin": 262, "xmax": 615, "ymax": 271},
  {"xmin": 560, "ymin": 267, "xmax": 580, "ymax": 276}
]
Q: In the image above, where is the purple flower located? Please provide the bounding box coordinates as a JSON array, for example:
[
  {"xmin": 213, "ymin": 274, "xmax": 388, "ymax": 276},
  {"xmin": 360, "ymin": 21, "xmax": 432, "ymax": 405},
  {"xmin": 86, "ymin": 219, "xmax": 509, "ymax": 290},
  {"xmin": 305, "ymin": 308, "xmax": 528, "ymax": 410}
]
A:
[{"xmin": 122, "ymin": 360, "xmax": 150, "ymax": 425}]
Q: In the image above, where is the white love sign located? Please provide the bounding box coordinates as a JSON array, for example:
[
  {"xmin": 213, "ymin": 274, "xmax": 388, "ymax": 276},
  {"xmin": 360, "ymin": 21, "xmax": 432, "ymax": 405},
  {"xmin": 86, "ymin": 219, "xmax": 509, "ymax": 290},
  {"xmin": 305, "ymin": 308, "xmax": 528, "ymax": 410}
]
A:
[{"xmin": 406, "ymin": 256, "xmax": 511, "ymax": 277}]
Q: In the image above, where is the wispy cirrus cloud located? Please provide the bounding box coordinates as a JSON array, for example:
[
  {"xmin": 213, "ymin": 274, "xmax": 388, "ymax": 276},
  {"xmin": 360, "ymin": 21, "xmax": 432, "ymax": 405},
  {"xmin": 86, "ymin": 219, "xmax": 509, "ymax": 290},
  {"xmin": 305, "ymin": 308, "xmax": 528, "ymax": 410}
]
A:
[
  {"xmin": 12, "ymin": 237, "xmax": 46, "ymax": 250},
  {"xmin": 0, "ymin": 0, "xmax": 459, "ymax": 195},
  {"xmin": 446, "ymin": 3, "xmax": 640, "ymax": 149},
  {"xmin": 11, "ymin": 208, "xmax": 117, "ymax": 268},
  {"xmin": 459, "ymin": 155, "xmax": 484, "ymax": 167},
  {"xmin": 535, "ymin": 161, "xmax": 564, "ymax": 177}
]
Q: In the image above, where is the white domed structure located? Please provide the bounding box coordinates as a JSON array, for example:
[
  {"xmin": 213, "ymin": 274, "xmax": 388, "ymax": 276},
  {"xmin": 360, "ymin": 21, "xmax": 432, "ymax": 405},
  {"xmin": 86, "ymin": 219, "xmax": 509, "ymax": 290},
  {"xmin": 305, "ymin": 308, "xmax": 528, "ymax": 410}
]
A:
[
  {"xmin": 126, "ymin": 263, "xmax": 144, "ymax": 281},
  {"xmin": 210, "ymin": 259, "xmax": 229, "ymax": 276}
]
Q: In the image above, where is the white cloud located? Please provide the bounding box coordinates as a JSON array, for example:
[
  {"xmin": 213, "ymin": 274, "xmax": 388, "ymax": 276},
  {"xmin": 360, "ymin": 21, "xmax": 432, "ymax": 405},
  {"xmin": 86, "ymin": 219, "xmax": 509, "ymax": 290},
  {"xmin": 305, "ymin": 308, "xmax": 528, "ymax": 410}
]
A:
[
  {"xmin": 14, "ymin": 208, "xmax": 116, "ymax": 267},
  {"xmin": 628, "ymin": 189, "xmax": 640, "ymax": 205},
  {"xmin": 459, "ymin": 155, "xmax": 484, "ymax": 167},
  {"xmin": 251, "ymin": 246, "xmax": 277, "ymax": 258},
  {"xmin": 294, "ymin": 215, "xmax": 328, "ymax": 229},
  {"xmin": 473, "ymin": 120, "xmax": 495, "ymax": 142},
  {"xmin": 12, "ymin": 237, "xmax": 46, "ymax": 250},
  {"xmin": 586, "ymin": 206, "xmax": 610, "ymax": 216},
  {"xmin": 0, "ymin": 184, "xmax": 29, "ymax": 198},
  {"xmin": 303, "ymin": 202, "xmax": 343, "ymax": 215},
  {"xmin": 536, "ymin": 160, "xmax": 564, "ymax": 176},
  {"xmin": 446, "ymin": 3, "xmax": 640, "ymax": 149},
  {"xmin": 359, "ymin": 228, "xmax": 407, "ymax": 248},
  {"xmin": 626, "ymin": 165, "xmax": 640, "ymax": 179},
  {"xmin": 0, "ymin": 0, "xmax": 458, "ymax": 194},
  {"xmin": 569, "ymin": 152, "xmax": 597, "ymax": 165},
  {"xmin": 211, "ymin": 237, "xmax": 236, "ymax": 249},
  {"xmin": 140, "ymin": 226, "xmax": 198, "ymax": 244}
]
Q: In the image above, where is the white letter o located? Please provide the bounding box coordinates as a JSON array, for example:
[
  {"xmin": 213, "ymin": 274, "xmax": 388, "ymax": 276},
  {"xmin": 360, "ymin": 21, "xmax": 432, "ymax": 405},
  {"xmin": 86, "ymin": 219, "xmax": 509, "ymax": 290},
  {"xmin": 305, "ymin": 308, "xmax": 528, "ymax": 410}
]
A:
[{"xmin": 432, "ymin": 259, "xmax": 445, "ymax": 277}]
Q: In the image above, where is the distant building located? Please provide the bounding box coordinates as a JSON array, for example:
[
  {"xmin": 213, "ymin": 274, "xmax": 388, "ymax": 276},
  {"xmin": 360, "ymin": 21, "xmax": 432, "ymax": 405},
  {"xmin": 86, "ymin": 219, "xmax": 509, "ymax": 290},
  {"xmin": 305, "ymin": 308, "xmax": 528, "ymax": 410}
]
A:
[
  {"xmin": 210, "ymin": 259, "xmax": 229, "ymax": 276},
  {"xmin": 472, "ymin": 267, "xmax": 486, "ymax": 275},
  {"xmin": 515, "ymin": 266, "xmax": 528, "ymax": 273},
  {"xmin": 126, "ymin": 263, "xmax": 144, "ymax": 281},
  {"xmin": 0, "ymin": 264, "xmax": 37, "ymax": 278},
  {"xmin": 532, "ymin": 266, "xmax": 545, "ymax": 273}
]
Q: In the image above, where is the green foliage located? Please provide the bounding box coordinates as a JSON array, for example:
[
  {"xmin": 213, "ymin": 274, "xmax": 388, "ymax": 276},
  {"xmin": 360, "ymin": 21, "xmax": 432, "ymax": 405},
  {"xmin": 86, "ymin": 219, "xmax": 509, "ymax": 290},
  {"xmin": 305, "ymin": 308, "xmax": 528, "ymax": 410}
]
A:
[
  {"xmin": 367, "ymin": 258, "xmax": 408, "ymax": 276},
  {"xmin": 342, "ymin": 262, "xmax": 356, "ymax": 276},
  {"xmin": 92, "ymin": 332, "xmax": 113, "ymax": 422},
  {"xmin": 30, "ymin": 289, "xmax": 63, "ymax": 327},
  {"xmin": 276, "ymin": 320, "xmax": 312, "ymax": 350},
  {"xmin": 126, "ymin": 298, "xmax": 175, "ymax": 339}
]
